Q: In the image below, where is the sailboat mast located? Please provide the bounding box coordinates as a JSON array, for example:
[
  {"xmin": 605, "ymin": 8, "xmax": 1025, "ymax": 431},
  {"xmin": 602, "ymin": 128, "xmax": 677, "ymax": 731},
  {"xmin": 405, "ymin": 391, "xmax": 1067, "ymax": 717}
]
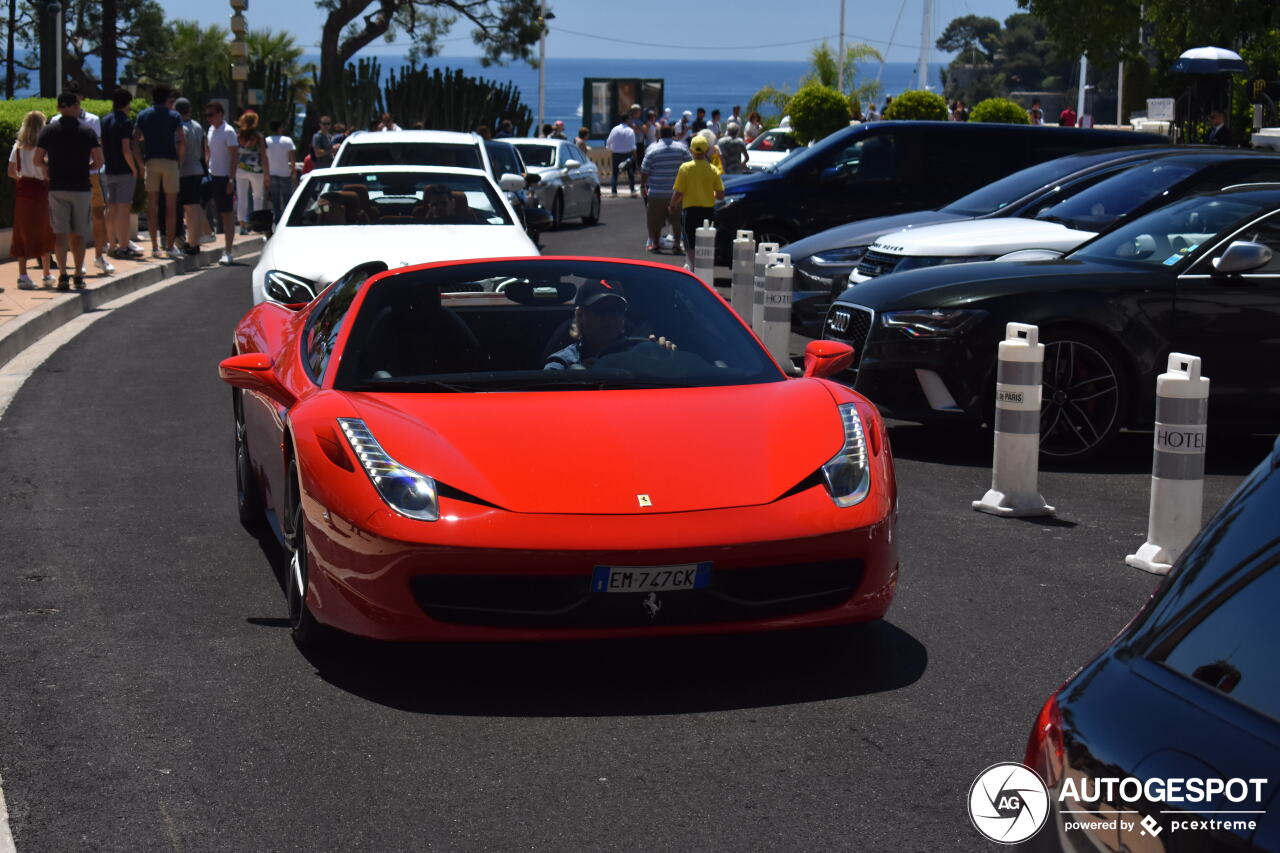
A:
[{"xmin": 916, "ymin": 0, "xmax": 933, "ymax": 89}]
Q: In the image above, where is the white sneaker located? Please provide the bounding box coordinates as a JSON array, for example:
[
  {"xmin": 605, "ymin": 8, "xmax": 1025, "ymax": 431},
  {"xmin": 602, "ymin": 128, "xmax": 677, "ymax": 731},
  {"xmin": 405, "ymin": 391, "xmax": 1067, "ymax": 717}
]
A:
[
  {"xmin": 42, "ymin": 273, "xmax": 56, "ymax": 287},
  {"xmin": 77, "ymin": 264, "xmax": 88, "ymax": 276},
  {"xmin": 127, "ymin": 241, "xmax": 145, "ymax": 254},
  {"xmin": 151, "ymin": 248, "xmax": 165, "ymax": 259},
  {"xmin": 16, "ymin": 274, "xmax": 36, "ymax": 290},
  {"xmin": 218, "ymin": 252, "xmax": 233, "ymax": 266},
  {"xmin": 95, "ymin": 256, "xmax": 116, "ymax": 274},
  {"xmin": 166, "ymin": 246, "xmax": 185, "ymax": 261},
  {"xmin": 199, "ymin": 233, "xmax": 217, "ymax": 244}
]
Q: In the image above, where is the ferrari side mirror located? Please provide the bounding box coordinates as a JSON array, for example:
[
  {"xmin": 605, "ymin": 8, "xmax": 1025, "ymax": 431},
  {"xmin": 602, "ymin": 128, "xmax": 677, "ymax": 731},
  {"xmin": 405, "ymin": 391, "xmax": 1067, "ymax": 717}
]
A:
[
  {"xmin": 801, "ymin": 340, "xmax": 855, "ymax": 379},
  {"xmin": 218, "ymin": 353, "xmax": 297, "ymax": 408}
]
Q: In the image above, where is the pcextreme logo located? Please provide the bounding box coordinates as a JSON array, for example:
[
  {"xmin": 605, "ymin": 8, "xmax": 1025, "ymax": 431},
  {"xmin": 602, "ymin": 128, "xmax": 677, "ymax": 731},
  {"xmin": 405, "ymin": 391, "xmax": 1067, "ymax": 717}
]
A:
[{"xmin": 968, "ymin": 763, "xmax": 1271, "ymax": 844}]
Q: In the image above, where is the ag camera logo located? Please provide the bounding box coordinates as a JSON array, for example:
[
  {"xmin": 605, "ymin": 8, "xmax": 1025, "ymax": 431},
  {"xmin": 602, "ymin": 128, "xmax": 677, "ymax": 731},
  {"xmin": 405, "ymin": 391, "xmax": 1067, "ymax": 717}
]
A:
[{"xmin": 969, "ymin": 762, "xmax": 1050, "ymax": 844}]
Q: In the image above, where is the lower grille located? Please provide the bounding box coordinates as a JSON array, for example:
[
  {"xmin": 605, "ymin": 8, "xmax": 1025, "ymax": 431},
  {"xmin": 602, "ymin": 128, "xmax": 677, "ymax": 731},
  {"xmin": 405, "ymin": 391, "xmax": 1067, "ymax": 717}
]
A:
[{"xmin": 410, "ymin": 559, "xmax": 864, "ymax": 628}]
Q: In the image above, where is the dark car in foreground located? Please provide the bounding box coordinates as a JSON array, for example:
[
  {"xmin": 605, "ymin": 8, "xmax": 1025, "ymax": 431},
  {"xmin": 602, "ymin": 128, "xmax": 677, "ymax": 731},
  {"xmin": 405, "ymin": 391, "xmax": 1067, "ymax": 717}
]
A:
[
  {"xmin": 1019, "ymin": 437, "xmax": 1280, "ymax": 850},
  {"xmin": 823, "ymin": 185, "xmax": 1280, "ymax": 459},
  {"xmin": 712, "ymin": 121, "xmax": 1168, "ymax": 265}
]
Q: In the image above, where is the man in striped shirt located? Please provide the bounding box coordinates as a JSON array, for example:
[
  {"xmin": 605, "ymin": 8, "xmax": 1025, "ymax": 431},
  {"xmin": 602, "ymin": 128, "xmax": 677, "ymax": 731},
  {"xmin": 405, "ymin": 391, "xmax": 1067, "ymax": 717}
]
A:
[{"xmin": 639, "ymin": 124, "xmax": 691, "ymax": 254}]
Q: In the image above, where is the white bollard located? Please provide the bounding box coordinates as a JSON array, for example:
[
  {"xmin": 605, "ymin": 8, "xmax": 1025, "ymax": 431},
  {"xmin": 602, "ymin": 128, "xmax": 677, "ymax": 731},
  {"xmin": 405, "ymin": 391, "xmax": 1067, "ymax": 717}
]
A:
[
  {"xmin": 752, "ymin": 241, "xmax": 780, "ymax": 332},
  {"xmin": 730, "ymin": 230, "xmax": 755, "ymax": 321},
  {"xmin": 973, "ymin": 323, "xmax": 1055, "ymax": 517},
  {"xmin": 1126, "ymin": 354, "xmax": 1210, "ymax": 575},
  {"xmin": 761, "ymin": 253, "xmax": 795, "ymax": 371},
  {"xmin": 694, "ymin": 220, "xmax": 716, "ymax": 285}
]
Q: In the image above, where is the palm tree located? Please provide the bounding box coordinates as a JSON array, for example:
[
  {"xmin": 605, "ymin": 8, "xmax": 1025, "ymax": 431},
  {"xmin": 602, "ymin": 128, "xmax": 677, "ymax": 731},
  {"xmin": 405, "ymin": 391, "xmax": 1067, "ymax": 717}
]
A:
[
  {"xmin": 246, "ymin": 28, "xmax": 317, "ymax": 104},
  {"xmin": 749, "ymin": 41, "xmax": 884, "ymax": 124},
  {"xmin": 164, "ymin": 20, "xmax": 231, "ymax": 100}
]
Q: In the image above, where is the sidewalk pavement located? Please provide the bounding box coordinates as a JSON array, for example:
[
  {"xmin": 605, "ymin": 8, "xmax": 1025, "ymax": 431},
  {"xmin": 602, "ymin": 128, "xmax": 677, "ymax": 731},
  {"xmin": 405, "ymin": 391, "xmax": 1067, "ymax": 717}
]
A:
[{"xmin": 0, "ymin": 232, "xmax": 264, "ymax": 370}]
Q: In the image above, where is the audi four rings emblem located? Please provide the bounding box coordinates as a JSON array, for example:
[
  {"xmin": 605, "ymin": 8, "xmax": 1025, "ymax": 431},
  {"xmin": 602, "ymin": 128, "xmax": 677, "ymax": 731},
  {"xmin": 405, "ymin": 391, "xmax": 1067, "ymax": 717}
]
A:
[{"xmin": 830, "ymin": 309, "xmax": 851, "ymax": 333}]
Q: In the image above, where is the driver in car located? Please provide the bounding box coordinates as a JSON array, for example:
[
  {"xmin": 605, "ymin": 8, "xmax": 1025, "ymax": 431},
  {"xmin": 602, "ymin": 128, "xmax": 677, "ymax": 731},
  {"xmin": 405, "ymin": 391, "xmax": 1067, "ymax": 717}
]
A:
[{"xmin": 544, "ymin": 280, "xmax": 676, "ymax": 370}]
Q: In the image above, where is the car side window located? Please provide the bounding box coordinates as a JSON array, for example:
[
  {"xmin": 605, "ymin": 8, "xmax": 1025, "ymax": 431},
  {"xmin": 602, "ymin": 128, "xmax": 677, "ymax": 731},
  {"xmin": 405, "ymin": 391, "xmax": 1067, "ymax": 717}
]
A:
[
  {"xmin": 1157, "ymin": 560, "xmax": 1280, "ymax": 722},
  {"xmin": 304, "ymin": 270, "xmax": 370, "ymax": 382},
  {"xmin": 562, "ymin": 143, "xmax": 580, "ymax": 165},
  {"xmin": 829, "ymin": 133, "xmax": 899, "ymax": 182},
  {"xmin": 487, "ymin": 143, "xmax": 519, "ymax": 178}
]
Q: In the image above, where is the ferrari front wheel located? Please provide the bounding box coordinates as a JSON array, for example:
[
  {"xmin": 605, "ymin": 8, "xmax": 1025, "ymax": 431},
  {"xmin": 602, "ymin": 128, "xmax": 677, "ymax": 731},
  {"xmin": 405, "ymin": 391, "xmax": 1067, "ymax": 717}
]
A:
[
  {"xmin": 285, "ymin": 460, "xmax": 326, "ymax": 651},
  {"xmin": 233, "ymin": 390, "xmax": 263, "ymax": 533}
]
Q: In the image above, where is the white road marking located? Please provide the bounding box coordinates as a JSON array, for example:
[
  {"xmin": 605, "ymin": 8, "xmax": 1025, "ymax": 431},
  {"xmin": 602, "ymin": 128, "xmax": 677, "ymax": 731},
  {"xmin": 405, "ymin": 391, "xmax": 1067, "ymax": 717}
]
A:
[{"xmin": 0, "ymin": 254, "xmax": 258, "ymax": 851}]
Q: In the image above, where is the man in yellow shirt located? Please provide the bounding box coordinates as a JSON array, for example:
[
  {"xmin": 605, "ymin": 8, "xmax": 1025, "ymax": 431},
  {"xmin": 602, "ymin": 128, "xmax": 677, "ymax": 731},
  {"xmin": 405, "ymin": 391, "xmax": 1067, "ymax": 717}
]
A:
[{"xmin": 668, "ymin": 135, "xmax": 724, "ymax": 269}]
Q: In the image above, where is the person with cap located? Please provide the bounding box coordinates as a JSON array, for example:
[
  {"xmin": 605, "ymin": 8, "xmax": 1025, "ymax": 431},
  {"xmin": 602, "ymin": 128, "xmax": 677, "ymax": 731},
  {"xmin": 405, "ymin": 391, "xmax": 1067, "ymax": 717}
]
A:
[
  {"xmin": 544, "ymin": 280, "xmax": 676, "ymax": 370},
  {"xmin": 550, "ymin": 120, "xmax": 567, "ymax": 140},
  {"xmin": 668, "ymin": 134, "xmax": 724, "ymax": 269},
  {"xmin": 674, "ymin": 110, "xmax": 693, "ymax": 141},
  {"xmin": 605, "ymin": 114, "xmax": 638, "ymax": 197}
]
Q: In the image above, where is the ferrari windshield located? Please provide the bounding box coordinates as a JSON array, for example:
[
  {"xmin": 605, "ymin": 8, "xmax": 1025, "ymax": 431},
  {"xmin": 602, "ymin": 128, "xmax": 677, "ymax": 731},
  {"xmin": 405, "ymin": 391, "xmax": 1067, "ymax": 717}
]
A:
[
  {"xmin": 334, "ymin": 260, "xmax": 784, "ymax": 391},
  {"xmin": 287, "ymin": 171, "xmax": 512, "ymax": 226},
  {"xmin": 1071, "ymin": 194, "xmax": 1265, "ymax": 268}
]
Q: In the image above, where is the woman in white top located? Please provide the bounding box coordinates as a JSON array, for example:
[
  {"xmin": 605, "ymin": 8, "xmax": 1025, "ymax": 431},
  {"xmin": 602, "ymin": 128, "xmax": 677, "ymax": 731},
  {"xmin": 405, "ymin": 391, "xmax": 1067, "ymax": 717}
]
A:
[{"xmin": 7, "ymin": 110, "xmax": 55, "ymax": 289}]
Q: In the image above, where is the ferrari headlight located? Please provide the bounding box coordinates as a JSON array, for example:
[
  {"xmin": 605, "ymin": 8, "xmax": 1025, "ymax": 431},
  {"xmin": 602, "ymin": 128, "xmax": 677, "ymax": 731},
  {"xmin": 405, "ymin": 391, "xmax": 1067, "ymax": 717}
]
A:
[
  {"xmin": 338, "ymin": 418, "xmax": 439, "ymax": 521},
  {"xmin": 821, "ymin": 404, "xmax": 871, "ymax": 507},
  {"xmin": 881, "ymin": 308, "xmax": 987, "ymax": 338}
]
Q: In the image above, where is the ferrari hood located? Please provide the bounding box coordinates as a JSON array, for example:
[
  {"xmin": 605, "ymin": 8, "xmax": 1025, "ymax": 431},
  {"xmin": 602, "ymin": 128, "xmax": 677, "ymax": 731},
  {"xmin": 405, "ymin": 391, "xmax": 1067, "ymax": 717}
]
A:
[
  {"xmin": 345, "ymin": 381, "xmax": 846, "ymax": 515},
  {"xmin": 266, "ymin": 225, "xmax": 538, "ymax": 282},
  {"xmin": 869, "ymin": 218, "xmax": 1093, "ymax": 257}
]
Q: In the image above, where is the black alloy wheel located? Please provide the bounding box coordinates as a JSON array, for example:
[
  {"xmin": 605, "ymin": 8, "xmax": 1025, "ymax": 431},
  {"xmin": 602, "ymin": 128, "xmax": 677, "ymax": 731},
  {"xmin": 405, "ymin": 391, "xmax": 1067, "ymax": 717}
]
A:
[
  {"xmin": 1038, "ymin": 331, "xmax": 1128, "ymax": 460},
  {"xmin": 551, "ymin": 192, "xmax": 565, "ymax": 229},
  {"xmin": 582, "ymin": 189, "xmax": 601, "ymax": 225},
  {"xmin": 284, "ymin": 459, "xmax": 326, "ymax": 650},
  {"xmin": 233, "ymin": 390, "xmax": 263, "ymax": 532}
]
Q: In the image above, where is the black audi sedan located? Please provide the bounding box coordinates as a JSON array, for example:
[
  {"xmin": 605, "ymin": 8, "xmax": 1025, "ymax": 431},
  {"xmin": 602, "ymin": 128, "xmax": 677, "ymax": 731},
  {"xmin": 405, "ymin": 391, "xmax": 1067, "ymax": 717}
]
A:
[
  {"xmin": 1018, "ymin": 438, "xmax": 1280, "ymax": 850},
  {"xmin": 823, "ymin": 185, "xmax": 1280, "ymax": 459}
]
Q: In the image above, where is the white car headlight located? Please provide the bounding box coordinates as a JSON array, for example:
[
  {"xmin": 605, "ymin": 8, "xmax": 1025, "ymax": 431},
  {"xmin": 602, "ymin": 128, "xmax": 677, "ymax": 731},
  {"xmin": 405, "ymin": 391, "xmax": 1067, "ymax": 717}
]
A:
[
  {"xmin": 338, "ymin": 418, "xmax": 439, "ymax": 521},
  {"xmin": 821, "ymin": 404, "xmax": 871, "ymax": 507}
]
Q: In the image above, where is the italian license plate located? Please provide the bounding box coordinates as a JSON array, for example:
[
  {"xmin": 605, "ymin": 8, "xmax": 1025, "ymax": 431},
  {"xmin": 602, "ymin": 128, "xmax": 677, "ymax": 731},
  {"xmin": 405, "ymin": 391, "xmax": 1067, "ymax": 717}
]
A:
[{"xmin": 591, "ymin": 562, "xmax": 712, "ymax": 594}]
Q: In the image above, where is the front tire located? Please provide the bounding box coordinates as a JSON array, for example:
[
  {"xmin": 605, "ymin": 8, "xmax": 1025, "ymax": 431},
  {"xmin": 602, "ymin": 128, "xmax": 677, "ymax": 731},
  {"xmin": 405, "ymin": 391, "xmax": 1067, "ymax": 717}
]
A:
[
  {"xmin": 582, "ymin": 189, "xmax": 601, "ymax": 225},
  {"xmin": 233, "ymin": 390, "xmax": 263, "ymax": 533},
  {"xmin": 285, "ymin": 460, "xmax": 327, "ymax": 650},
  {"xmin": 551, "ymin": 192, "xmax": 564, "ymax": 229},
  {"xmin": 1038, "ymin": 329, "xmax": 1129, "ymax": 460}
]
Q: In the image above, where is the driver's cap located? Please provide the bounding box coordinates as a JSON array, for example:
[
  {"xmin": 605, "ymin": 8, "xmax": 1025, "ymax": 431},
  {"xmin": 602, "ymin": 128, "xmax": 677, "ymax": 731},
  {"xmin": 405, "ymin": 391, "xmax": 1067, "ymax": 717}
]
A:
[{"xmin": 576, "ymin": 279, "xmax": 628, "ymax": 310}]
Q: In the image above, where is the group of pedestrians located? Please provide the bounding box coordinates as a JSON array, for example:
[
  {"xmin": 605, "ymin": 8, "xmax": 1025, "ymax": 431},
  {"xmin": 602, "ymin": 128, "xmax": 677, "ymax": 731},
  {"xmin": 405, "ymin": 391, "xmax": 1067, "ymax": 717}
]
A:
[
  {"xmin": 605, "ymin": 103, "xmax": 756, "ymax": 199},
  {"xmin": 7, "ymin": 85, "xmax": 303, "ymax": 291}
]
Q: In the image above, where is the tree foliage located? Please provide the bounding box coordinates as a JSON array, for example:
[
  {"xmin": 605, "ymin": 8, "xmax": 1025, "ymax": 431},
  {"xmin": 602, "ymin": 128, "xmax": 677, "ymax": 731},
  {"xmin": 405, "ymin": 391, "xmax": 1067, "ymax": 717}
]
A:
[
  {"xmin": 748, "ymin": 41, "xmax": 882, "ymax": 124},
  {"xmin": 1016, "ymin": 0, "xmax": 1280, "ymax": 68},
  {"xmin": 937, "ymin": 12, "xmax": 1072, "ymax": 105},
  {"xmin": 968, "ymin": 97, "xmax": 1030, "ymax": 123},
  {"xmin": 786, "ymin": 83, "xmax": 851, "ymax": 144},
  {"xmin": 15, "ymin": 0, "xmax": 171, "ymax": 96},
  {"xmin": 882, "ymin": 89, "xmax": 948, "ymax": 120},
  {"xmin": 314, "ymin": 0, "xmax": 544, "ymax": 94}
]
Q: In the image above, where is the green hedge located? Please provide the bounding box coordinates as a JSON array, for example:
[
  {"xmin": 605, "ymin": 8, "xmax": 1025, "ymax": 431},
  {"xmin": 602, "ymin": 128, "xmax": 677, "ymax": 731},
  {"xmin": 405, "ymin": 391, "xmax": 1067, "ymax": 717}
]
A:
[
  {"xmin": 786, "ymin": 84, "xmax": 851, "ymax": 145},
  {"xmin": 0, "ymin": 96, "xmax": 150, "ymax": 230},
  {"xmin": 968, "ymin": 97, "xmax": 1030, "ymax": 125},
  {"xmin": 883, "ymin": 90, "xmax": 948, "ymax": 121}
]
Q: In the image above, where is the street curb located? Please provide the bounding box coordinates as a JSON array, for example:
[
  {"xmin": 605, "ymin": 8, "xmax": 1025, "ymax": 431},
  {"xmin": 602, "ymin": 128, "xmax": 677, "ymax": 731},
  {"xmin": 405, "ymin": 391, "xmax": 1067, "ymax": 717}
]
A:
[{"xmin": 0, "ymin": 236, "xmax": 263, "ymax": 371}]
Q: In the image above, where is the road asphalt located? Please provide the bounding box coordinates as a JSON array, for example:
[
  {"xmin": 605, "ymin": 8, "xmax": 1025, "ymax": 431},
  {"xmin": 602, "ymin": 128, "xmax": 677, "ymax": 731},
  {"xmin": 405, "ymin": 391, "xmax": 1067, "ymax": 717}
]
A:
[{"xmin": 0, "ymin": 200, "xmax": 1269, "ymax": 852}]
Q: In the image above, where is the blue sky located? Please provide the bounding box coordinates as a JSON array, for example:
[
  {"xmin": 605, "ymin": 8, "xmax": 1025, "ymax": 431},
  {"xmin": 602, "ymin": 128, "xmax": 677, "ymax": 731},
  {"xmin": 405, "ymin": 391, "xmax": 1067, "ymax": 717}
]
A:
[{"xmin": 164, "ymin": 0, "xmax": 1026, "ymax": 63}]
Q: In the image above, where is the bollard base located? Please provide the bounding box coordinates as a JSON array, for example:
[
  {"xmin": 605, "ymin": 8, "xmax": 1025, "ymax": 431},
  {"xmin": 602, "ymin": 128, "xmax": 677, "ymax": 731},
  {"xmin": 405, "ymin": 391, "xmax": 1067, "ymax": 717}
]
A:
[
  {"xmin": 1125, "ymin": 543, "xmax": 1172, "ymax": 576},
  {"xmin": 972, "ymin": 488, "xmax": 1055, "ymax": 517}
]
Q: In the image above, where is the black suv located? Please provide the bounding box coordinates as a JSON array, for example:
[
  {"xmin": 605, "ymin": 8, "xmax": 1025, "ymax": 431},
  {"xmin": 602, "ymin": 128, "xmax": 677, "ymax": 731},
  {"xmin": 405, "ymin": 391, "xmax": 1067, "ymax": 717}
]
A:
[{"xmin": 712, "ymin": 121, "xmax": 1168, "ymax": 264}]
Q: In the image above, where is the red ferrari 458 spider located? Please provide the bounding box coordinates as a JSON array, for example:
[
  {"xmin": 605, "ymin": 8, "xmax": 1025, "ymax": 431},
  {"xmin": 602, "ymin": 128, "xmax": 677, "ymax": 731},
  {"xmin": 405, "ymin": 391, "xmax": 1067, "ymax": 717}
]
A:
[{"xmin": 219, "ymin": 257, "xmax": 898, "ymax": 647}]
